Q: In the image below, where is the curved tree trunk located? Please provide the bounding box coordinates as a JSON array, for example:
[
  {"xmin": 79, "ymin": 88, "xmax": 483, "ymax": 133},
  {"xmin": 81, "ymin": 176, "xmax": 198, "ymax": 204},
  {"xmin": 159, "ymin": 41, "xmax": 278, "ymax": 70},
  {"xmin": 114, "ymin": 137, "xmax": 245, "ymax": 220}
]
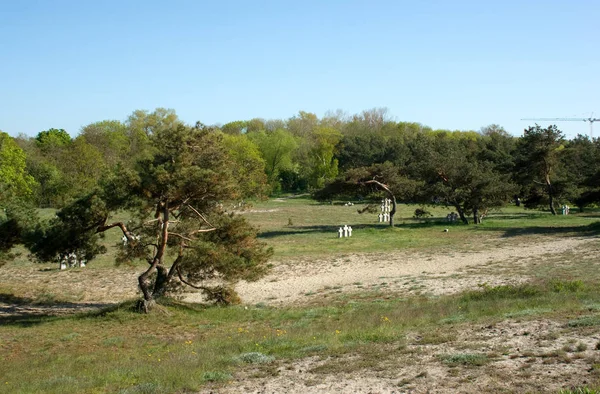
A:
[
  {"xmin": 152, "ymin": 265, "xmax": 170, "ymax": 298},
  {"xmin": 455, "ymin": 204, "xmax": 469, "ymax": 225},
  {"xmin": 137, "ymin": 201, "xmax": 171, "ymax": 313},
  {"xmin": 548, "ymin": 186, "xmax": 557, "ymax": 215},
  {"xmin": 546, "ymin": 172, "xmax": 557, "ymax": 215}
]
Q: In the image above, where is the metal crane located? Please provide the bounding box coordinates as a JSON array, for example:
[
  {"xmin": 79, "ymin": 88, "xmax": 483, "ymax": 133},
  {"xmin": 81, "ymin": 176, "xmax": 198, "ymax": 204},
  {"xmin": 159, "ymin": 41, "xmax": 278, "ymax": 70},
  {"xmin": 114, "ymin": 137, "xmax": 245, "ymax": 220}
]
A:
[{"xmin": 520, "ymin": 115, "xmax": 599, "ymax": 138}]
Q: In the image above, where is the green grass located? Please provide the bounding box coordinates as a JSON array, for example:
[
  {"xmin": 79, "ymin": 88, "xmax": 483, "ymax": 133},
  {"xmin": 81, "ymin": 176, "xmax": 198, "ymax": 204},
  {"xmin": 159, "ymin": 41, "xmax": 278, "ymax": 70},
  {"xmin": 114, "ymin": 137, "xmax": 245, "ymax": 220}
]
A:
[
  {"xmin": 22, "ymin": 198, "xmax": 600, "ymax": 262},
  {"xmin": 244, "ymin": 197, "xmax": 600, "ymax": 257},
  {"xmin": 439, "ymin": 352, "xmax": 490, "ymax": 366},
  {"xmin": 2, "ymin": 277, "xmax": 600, "ymax": 392}
]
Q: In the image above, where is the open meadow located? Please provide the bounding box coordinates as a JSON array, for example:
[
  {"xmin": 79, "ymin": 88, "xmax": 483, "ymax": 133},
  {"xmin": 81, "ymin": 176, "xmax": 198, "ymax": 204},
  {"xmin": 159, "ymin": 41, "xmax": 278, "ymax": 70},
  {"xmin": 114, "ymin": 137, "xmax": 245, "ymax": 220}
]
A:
[{"xmin": 2, "ymin": 197, "xmax": 600, "ymax": 393}]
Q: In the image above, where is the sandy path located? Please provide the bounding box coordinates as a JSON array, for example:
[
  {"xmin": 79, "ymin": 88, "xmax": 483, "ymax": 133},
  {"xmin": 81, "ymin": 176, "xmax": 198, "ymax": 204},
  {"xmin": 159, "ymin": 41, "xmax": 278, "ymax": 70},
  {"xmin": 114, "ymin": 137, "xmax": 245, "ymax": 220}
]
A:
[
  {"xmin": 2, "ymin": 236, "xmax": 595, "ymax": 313},
  {"xmin": 221, "ymin": 236, "xmax": 594, "ymax": 305}
]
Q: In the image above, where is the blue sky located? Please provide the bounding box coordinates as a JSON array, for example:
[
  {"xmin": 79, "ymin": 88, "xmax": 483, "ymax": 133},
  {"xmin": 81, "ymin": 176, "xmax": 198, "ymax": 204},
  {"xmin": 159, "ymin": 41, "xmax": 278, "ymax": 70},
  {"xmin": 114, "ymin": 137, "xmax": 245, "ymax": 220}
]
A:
[{"xmin": 1, "ymin": 0, "xmax": 599, "ymax": 139}]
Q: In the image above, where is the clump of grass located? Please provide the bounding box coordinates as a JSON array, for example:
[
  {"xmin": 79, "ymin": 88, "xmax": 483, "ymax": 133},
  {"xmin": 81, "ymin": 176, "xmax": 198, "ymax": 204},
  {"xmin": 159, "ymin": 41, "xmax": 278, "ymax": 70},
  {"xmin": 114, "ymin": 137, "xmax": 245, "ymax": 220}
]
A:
[
  {"xmin": 235, "ymin": 352, "xmax": 275, "ymax": 364},
  {"xmin": 551, "ymin": 280, "xmax": 585, "ymax": 293},
  {"xmin": 568, "ymin": 316, "xmax": 600, "ymax": 327},
  {"xmin": 119, "ymin": 382, "xmax": 163, "ymax": 393},
  {"xmin": 300, "ymin": 344, "xmax": 328, "ymax": 353},
  {"xmin": 201, "ymin": 371, "xmax": 233, "ymax": 382},
  {"xmin": 418, "ymin": 330, "xmax": 457, "ymax": 345},
  {"xmin": 461, "ymin": 283, "xmax": 540, "ymax": 302},
  {"xmin": 504, "ymin": 308, "xmax": 552, "ymax": 318},
  {"xmin": 559, "ymin": 388, "xmax": 600, "ymax": 394},
  {"xmin": 440, "ymin": 353, "xmax": 489, "ymax": 366}
]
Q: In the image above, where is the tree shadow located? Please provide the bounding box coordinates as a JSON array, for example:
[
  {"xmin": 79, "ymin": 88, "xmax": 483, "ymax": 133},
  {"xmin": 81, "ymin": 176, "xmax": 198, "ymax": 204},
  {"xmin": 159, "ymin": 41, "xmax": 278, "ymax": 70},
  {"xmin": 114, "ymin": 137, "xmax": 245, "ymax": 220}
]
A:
[
  {"xmin": 478, "ymin": 222, "xmax": 600, "ymax": 238},
  {"xmin": 258, "ymin": 221, "xmax": 454, "ymax": 238},
  {"xmin": 0, "ymin": 293, "xmax": 113, "ymax": 327},
  {"xmin": 259, "ymin": 225, "xmax": 345, "ymax": 238}
]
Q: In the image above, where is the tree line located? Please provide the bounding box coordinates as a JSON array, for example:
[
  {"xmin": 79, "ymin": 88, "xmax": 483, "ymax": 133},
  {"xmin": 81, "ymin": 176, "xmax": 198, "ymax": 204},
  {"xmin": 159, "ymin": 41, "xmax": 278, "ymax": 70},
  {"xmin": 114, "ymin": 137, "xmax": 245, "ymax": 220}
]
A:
[{"xmin": 2, "ymin": 108, "xmax": 600, "ymax": 220}]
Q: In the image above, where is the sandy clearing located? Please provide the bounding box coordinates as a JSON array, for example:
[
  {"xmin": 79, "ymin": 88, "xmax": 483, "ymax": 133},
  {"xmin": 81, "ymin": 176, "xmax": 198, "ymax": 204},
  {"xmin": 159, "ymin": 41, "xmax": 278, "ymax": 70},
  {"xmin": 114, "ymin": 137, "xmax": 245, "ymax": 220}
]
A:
[{"xmin": 186, "ymin": 237, "xmax": 595, "ymax": 306}]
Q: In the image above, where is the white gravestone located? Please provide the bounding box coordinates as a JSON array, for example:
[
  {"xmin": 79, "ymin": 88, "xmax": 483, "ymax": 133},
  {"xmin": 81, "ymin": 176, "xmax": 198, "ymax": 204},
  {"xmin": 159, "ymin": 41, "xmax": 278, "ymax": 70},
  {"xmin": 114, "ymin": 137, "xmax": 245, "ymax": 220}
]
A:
[
  {"xmin": 343, "ymin": 225, "xmax": 349, "ymax": 237},
  {"xmin": 348, "ymin": 226, "xmax": 352, "ymax": 237},
  {"xmin": 338, "ymin": 227, "xmax": 343, "ymax": 238},
  {"xmin": 378, "ymin": 213, "xmax": 383, "ymax": 223}
]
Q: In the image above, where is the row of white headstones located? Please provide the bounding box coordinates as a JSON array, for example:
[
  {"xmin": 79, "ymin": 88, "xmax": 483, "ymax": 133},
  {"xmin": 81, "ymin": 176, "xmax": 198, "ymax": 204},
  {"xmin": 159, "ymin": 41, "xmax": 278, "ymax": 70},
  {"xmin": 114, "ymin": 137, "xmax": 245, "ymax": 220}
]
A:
[
  {"xmin": 340, "ymin": 199, "xmax": 394, "ymax": 237},
  {"xmin": 337, "ymin": 225, "xmax": 353, "ymax": 238},
  {"xmin": 378, "ymin": 198, "xmax": 392, "ymax": 223}
]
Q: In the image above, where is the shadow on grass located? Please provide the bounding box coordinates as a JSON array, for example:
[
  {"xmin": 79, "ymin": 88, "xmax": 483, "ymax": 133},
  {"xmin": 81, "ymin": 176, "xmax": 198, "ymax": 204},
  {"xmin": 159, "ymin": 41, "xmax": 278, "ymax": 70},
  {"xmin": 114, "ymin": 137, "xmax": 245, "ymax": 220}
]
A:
[
  {"xmin": 0, "ymin": 293, "xmax": 114, "ymax": 327},
  {"xmin": 479, "ymin": 222, "xmax": 600, "ymax": 238},
  {"xmin": 258, "ymin": 221, "xmax": 456, "ymax": 238},
  {"xmin": 258, "ymin": 219, "xmax": 600, "ymax": 239},
  {"xmin": 259, "ymin": 225, "xmax": 339, "ymax": 238},
  {"xmin": 0, "ymin": 295, "xmax": 211, "ymax": 327}
]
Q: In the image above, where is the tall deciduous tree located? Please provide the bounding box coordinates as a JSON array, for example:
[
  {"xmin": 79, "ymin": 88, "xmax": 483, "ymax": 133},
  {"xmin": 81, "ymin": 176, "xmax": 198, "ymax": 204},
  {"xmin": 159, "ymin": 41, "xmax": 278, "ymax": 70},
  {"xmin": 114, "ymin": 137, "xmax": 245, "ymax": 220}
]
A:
[
  {"xmin": 35, "ymin": 128, "xmax": 71, "ymax": 153},
  {"xmin": 26, "ymin": 123, "xmax": 272, "ymax": 312},
  {"xmin": 79, "ymin": 120, "xmax": 129, "ymax": 168},
  {"xmin": 248, "ymin": 129, "xmax": 298, "ymax": 193},
  {"xmin": 0, "ymin": 131, "xmax": 36, "ymax": 203},
  {"xmin": 221, "ymin": 133, "xmax": 268, "ymax": 198},
  {"xmin": 0, "ymin": 131, "xmax": 37, "ymax": 266}
]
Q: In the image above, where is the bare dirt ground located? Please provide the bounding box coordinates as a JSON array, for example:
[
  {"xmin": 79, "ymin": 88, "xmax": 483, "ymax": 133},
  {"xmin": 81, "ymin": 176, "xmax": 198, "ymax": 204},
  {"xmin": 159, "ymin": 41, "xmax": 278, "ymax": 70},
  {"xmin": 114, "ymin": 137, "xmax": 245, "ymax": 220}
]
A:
[
  {"xmin": 2, "ymin": 235, "xmax": 600, "ymax": 393},
  {"xmin": 213, "ymin": 318, "xmax": 600, "ymax": 394},
  {"xmin": 228, "ymin": 237, "xmax": 592, "ymax": 306}
]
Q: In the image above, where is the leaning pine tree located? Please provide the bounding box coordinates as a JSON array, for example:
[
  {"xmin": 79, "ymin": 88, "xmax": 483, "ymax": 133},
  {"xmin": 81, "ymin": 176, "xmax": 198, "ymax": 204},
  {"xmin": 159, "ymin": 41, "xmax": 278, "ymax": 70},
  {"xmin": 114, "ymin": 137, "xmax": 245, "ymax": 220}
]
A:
[{"xmin": 27, "ymin": 123, "xmax": 272, "ymax": 312}]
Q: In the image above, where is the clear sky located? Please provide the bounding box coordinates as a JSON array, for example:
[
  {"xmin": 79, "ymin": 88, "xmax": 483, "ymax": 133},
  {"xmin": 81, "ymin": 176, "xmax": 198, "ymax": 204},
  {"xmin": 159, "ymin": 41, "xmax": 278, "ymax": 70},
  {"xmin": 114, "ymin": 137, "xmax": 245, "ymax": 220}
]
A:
[{"xmin": 1, "ymin": 0, "xmax": 599, "ymax": 139}]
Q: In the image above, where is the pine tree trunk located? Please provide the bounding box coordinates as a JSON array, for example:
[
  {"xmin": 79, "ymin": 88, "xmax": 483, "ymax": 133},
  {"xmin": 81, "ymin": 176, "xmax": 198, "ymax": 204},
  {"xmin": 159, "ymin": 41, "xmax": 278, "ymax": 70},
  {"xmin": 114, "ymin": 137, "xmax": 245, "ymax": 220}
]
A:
[
  {"xmin": 546, "ymin": 174, "xmax": 557, "ymax": 215},
  {"xmin": 455, "ymin": 205, "xmax": 469, "ymax": 224},
  {"xmin": 152, "ymin": 265, "xmax": 170, "ymax": 298},
  {"xmin": 137, "ymin": 201, "xmax": 171, "ymax": 313}
]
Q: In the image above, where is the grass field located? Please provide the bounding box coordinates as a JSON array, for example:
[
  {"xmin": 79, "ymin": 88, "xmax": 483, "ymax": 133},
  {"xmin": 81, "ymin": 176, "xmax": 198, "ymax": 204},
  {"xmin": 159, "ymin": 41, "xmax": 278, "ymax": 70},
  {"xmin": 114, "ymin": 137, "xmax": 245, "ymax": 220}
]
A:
[
  {"xmin": 1, "ymin": 198, "xmax": 600, "ymax": 393},
  {"xmin": 246, "ymin": 197, "xmax": 599, "ymax": 257}
]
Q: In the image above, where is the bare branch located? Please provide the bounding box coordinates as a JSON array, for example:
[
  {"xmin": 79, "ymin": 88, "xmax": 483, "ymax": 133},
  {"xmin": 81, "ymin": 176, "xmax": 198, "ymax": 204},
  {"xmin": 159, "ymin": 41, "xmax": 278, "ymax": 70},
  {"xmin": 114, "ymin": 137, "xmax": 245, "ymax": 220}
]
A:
[
  {"xmin": 362, "ymin": 179, "xmax": 393, "ymax": 195},
  {"xmin": 190, "ymin": 228, "xmax": 217, "ymax": 234},
  {"xmin": 95, "ymin": 222, "xmax": 137, "ymax": 243},
  {"xmin": 183, "ymin": 203, "xmax": 215, "ymax": 228},
  {"xmin": 169, "ymin": 232, "xmax": 194, "ymax": 242},
  {"xmin": 176, "ymin": 266, "xmax": 209, "ymax": 291}
]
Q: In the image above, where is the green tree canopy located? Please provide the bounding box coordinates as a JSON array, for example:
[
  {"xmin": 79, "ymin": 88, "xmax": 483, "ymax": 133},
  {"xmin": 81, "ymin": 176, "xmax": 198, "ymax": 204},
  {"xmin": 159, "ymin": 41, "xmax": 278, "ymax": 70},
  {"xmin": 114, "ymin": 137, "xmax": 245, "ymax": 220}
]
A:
[
  {"xmin": 516, "ymin": 124, "xmax": 565, "ymax": 215},
  {"xmin": 35, "ymin": 128, "xmax": 71, "ymax": 153},
  {"xmin": 26, "ymin": 123, "xmax": 272, "ymax": 312},
  {"xmin": 248, "ymin": 129, "xmax": 298, "ymax": 193},
  {"xmin": 0, "ymin": 131, "xmax": 36, "ymax": 203}
]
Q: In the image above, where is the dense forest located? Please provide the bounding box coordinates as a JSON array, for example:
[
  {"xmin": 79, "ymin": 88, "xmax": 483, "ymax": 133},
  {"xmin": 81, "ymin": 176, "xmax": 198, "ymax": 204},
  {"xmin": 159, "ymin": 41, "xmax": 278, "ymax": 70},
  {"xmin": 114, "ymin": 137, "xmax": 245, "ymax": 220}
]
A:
[{"xmin": 2, "ymin": 107, "xmax": 599, "ymax": 218}]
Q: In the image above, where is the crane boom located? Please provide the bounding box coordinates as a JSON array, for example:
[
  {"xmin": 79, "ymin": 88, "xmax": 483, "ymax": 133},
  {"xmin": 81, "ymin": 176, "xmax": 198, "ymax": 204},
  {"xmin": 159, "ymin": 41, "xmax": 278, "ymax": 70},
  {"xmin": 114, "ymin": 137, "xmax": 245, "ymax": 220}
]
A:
[{"xmin": 520, "ymin": 117, "xmax": 599, "ymax": 138}]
